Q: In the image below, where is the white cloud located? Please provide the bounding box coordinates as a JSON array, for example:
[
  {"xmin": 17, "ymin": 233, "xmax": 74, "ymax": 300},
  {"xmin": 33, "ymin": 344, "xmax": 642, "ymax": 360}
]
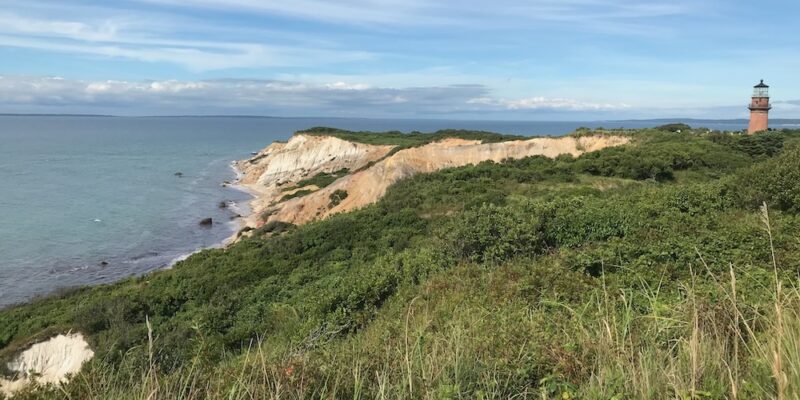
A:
[
  {"xmin": 135, "ymin": 0, "xmax": 698, "ymax": 29},
  {"xmin": 0, "ymin": 75, "xmax": 631, "ymax": 116},
  {"xmin": 0, "ymin": 9, "xmax": 373, "ymax": 71},
  {"xmin": 0, "ymin": 11, "xmax": 121, "ymax": 42},
  {"xmin": 4, "ymin": 75, "xmax": 795, "ymax": 119},
  {"xmin": 467, "ymin": 96, "xmax": 629, "ymax": 111},
  {"xmin": 325, "ymin": 82, "xmax": 371, "ymax": 91},
  {"xmin": 0, "ymin": 0, "xmax": 703, "ymax": 74}
]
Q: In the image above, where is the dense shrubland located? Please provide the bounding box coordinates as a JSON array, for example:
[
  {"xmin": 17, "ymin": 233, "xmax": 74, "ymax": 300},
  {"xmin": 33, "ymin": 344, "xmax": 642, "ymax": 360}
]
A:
[
  {"xmin": 301, "ymin": 127, "xmax": 525, "ymax": 147},
  {"xmin": 2, "ymin": 127, "xmax": 800, "ymax": 399},
  {"xmin": 282, "ymin": 168, "xmax": 350, "ymax": 192}
]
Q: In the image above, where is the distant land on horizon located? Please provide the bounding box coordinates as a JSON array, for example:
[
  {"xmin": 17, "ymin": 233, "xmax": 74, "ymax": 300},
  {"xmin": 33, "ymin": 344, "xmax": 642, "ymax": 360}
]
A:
[{"xmin": 2, "ymin": 113, "xmax": 800, "ymax": 125}]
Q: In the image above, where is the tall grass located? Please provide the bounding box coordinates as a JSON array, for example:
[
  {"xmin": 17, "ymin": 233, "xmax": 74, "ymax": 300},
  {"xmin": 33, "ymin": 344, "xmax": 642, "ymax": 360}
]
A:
[
  {"xmin": 576, "ymin": 203, "xmax": 798, "ymax": 399},
  {"xmin": 7, "ymin": 207, "xmax": 800, "ymax": 400}
]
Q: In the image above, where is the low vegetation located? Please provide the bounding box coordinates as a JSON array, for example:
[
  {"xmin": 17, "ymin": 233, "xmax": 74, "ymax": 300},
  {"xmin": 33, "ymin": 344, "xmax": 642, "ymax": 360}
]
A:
[
  {"xmin": 328, "ymin": 189, "xmax": 348, "ymax": 208},
  {"xmin": 278, "ymin": 189, "xmax": 314, "ymax": 202},
  {"xmin": 281, "ymin": 169, "xmax": 350, "ymax": 194},
  {"xmin": 2, "ymin": 126, "xmax": 800, "ymax": 399},
  {"xmin": 301, "ymin": 127, "xmax": 525, "ymax": 147}
]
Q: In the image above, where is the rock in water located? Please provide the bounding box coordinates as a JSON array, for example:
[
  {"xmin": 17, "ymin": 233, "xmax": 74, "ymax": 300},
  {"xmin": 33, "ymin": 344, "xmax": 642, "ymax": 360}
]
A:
[{"xmin": 199, "ymin": 218, "xmax": 213, "ymax": 227}]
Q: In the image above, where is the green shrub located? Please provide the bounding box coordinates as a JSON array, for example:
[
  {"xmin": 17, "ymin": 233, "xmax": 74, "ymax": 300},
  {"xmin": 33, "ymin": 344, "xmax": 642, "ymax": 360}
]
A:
[
  {"xmin": 287, "ymin": 168, "xmax": 349, "ymax": 191},
  {"xmin": 447, "ymin": 202, "xmax": 547, "ymax": 264},
  {"xmin": 279, "ymin": 188, "xmax": 313, "ymax": 202},
  {"xmin": 328, "ymin": 189, "xmax": 348, "ymax": 208},
  {"xmin": 574, "ymin": 133, "xmax": 750, "ymax": 181},
  {"xmin": 301, "ymin": 127, "xmax": 524, "ymax": 146},
  {"xmin": 735, "ymin": 145, "xmax": 800, "ymax": 212},
  {"xmin": 732, "ymin": 131, "xmax": 784, "ymax": 157},
  {"xmin": 655, "ymin": 123, "xmax": 692, "ymax": 132}
]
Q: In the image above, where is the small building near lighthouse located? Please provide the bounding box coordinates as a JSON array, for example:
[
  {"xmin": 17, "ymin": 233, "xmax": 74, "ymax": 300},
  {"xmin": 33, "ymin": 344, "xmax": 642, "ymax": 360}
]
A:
[{"xmin": 748, "ymin": 80, "xmax": 771, "ymax": 134}]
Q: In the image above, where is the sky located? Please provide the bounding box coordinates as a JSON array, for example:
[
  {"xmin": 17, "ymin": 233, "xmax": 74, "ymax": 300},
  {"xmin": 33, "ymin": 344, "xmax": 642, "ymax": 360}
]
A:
[{"xmin": 0, "ymin": 0, "xmax": 798, "ymax": 119}]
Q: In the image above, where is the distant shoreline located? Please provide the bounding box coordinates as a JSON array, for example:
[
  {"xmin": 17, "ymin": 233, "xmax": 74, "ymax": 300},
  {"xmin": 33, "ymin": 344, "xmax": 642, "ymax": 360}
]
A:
[{"xmin": 3, "ymin": 113, "xmax": 799, "ymax": 125}]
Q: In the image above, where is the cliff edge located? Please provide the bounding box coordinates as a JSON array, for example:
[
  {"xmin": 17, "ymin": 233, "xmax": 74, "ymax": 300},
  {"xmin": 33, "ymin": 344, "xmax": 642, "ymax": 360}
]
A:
[{"xmin": 235, "ymin": 132, "xmax": 630, "ymax": 229}]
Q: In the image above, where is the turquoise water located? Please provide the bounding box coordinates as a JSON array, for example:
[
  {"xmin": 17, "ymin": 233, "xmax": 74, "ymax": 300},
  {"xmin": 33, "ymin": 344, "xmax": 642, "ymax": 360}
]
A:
[{"xmin": 0, "ymin": 116, "xmax": 751, "ymax": 307}]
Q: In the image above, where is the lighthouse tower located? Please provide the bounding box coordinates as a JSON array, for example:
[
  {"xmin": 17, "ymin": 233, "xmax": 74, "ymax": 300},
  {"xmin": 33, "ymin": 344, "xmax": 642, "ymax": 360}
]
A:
[{"xmin": 748, "ymin": 80, "xmax": 771, "ymax": 134}]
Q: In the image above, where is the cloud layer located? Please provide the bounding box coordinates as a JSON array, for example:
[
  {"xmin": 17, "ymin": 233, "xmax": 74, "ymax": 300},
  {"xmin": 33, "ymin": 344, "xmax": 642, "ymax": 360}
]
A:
[
  {"xmin": 0, "ymin": 76, "xmax": 632, "ymax": 117},
  {"xmin": 0, "ymin": 0, "xmax": 701, "ymax": 72},
  {"xmin": 2, "ymin": 1, "xmax": 798, "ymax": 118}
]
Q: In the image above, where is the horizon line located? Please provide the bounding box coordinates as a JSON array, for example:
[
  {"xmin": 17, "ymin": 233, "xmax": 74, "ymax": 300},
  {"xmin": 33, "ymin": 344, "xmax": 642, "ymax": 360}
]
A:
[{"xmin": 1, "ymin": 113, "xmax": 794, "ymax": 123}]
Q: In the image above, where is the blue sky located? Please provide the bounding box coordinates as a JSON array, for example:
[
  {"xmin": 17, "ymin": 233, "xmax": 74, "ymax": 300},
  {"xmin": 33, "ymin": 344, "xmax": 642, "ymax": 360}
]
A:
[{"xmin": 0, "ymin": 0, "xmax": 798, "ymax": 119}]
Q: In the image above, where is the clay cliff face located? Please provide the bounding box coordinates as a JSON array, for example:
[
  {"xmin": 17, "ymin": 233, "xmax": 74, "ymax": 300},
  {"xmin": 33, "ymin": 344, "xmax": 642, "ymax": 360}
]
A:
[
  {"xmin": 236, "ymin": 133, "xmax": 629, "ymax": 228},
  {"xmin": 0, "ymin": 333, "xmax": 94, "ymax": 396},
  {"xmin": 233, "ymin": 134, "xmax": 393, "ymax": 226}
]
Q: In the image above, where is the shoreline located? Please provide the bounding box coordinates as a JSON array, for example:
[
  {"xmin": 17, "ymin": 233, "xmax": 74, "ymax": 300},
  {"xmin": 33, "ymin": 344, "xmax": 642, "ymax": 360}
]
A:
[
  {"xmin": 2, "ymin": 157, "xmax": 261, "ymax": 310},
  {"xmin": 222, "ymin": 161, "xmax": 259, "ymax": 245},
  {"xmin": 167, "ymin": 160, "xmax": 256, "ymax": 269}
]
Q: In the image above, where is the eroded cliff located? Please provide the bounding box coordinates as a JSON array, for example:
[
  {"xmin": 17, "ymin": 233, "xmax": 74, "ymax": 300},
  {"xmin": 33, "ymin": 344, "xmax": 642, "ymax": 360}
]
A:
[
  {"xmin": 0, "ymin": 333, "xmax": 94, "ymax": 396},
  {"xmin": 236, "ymin": 133, "xmax": 630, "ymax": 228}
]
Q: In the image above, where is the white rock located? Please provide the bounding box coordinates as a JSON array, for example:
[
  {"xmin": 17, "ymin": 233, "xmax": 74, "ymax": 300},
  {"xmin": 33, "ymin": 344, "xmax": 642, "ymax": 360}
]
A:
[{"xmin": 1, "ymin": 333, "xmax": 94, "ymax": 396}]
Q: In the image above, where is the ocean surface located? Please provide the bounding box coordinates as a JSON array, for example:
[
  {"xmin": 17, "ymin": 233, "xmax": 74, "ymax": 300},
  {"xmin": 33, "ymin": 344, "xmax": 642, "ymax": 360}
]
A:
[{"xmin": 0, "ymin": 116, "xmax": 766, "ymax": 307}]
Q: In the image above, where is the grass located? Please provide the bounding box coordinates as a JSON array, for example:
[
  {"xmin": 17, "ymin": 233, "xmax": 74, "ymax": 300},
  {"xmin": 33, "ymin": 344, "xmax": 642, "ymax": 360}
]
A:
[
  {"xmin": 278, "ymin": 189, "xmax": 314, "ymax": 202},
  {"xmin": 11, "ymin": 242, "xmax": 799, "ymax": 399},
  {"xmin": 281, "ymin": 169, "xmax": 350, "ymax": 193},
  {"xmin": 299, "ymin": 127, "xmax": 525, "ymax": 147}
]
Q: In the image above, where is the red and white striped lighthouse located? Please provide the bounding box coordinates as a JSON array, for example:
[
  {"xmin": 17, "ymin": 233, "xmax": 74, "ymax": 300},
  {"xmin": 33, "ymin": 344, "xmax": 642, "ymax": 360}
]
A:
[{"xmin": 748, "ymin": 80, "xmax": 771, "ymax": 134}]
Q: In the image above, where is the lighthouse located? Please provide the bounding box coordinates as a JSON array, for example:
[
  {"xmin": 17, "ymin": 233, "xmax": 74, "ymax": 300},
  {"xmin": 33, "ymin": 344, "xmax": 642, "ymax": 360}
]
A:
[{"xmin": 748, "ymin": 80, "xmax": 771, "ymax": 134}]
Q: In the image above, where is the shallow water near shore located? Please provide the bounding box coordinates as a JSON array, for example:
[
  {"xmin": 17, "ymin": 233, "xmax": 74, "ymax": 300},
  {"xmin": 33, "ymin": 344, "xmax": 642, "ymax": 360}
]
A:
[{"xmin": 0, "ymin": 116, "xmax": 753, "ymax": 307}]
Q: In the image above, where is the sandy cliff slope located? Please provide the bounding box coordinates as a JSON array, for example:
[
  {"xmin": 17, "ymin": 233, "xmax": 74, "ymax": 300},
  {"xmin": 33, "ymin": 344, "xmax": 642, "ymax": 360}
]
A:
[
  {"xmin": 0, "ymin": 333, "xmax": 94, "ymax": 396},
  {"xmin": 234, "ymin": 134, "xmax": 394, "ymax": 226},
  {"xmin": 236, "ymin": 134, "xmax": 629, "ymax": 228}
]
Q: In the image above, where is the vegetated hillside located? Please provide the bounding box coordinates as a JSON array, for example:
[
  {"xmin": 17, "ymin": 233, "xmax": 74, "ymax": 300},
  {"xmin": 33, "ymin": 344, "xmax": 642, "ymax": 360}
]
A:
[
  {"xmin": 300, "ymin": 126, "xmax": 526, "ymax": 147},
  {"xmin": 2, "ymin": 127, "xmax": 800, "ymax": 399}
]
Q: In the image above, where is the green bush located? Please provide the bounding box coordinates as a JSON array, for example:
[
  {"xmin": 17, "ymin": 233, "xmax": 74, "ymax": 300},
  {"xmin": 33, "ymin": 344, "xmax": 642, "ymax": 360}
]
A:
[
  {"xmin": 287, "ymin": 168, "xmax": 349, "ymax": 191},
  {"xmin": 655, "ymin": 123, "xmax": 692, "ymax": 132},
  {"xmin": 301, "ymin": 127, "xmax": 524, "ymax": 146},
  {"xmin": 279, "ymin": 188, "xmax": 313, "ymax": 202},
  {"xmin": 328, "ymin": 189, "xmax": 348, "ymax": 208},
  {"xmin": 447, "ymin": 202, "xmax": 547, "ymax": 264},
  {"xmin": 735, "ymin": 145, "xmax": 800, "ymax": 212},
  {"xmin": 573, "ymin": 133, "xmax": 750, "ymax": 181}
]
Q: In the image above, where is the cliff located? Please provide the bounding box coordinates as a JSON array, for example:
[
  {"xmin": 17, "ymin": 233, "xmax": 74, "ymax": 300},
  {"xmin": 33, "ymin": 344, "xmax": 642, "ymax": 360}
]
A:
[
  {"xmin": 236, "ymin": 132, "xmax": 630, "ymax": 228},
  {"xmin": 0, "ymin": 333, "xmax": 93, "ymax": 396}
]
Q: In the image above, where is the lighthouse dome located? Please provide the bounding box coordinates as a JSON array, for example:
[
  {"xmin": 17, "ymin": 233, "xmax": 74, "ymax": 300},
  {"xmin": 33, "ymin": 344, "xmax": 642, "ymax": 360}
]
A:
[{"xmin": 753, "ymin": 80, "xmax": 769, "ymax": 98}]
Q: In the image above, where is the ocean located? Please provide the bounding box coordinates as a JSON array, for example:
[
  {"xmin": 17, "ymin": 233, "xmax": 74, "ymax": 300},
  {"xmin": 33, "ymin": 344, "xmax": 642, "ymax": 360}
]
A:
[{"xmin": 0, "ymin": 116, "xmax": 757, "ymax": 307}]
